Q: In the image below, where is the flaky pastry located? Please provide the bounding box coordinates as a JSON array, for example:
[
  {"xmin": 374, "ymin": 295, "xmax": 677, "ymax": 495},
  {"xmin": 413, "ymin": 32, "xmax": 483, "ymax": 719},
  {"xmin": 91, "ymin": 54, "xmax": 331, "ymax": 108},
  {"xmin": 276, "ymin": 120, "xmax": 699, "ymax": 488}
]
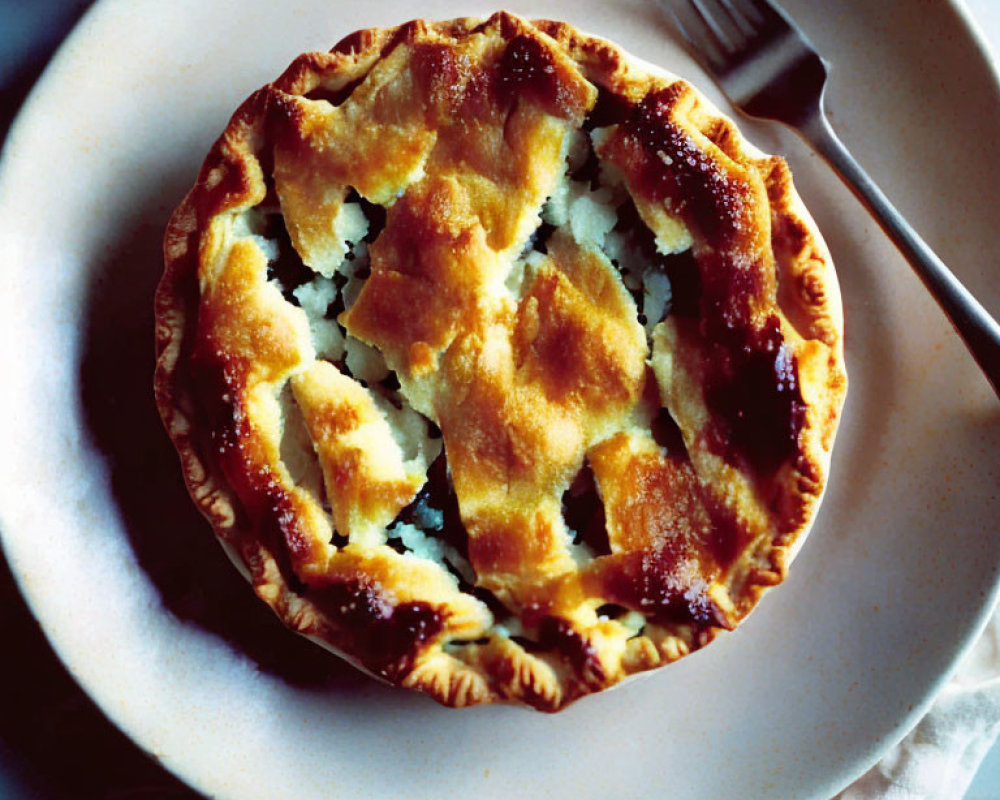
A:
[{"xmin": 154, "ymin": 12, "xmax": 846, "ymax": 711}]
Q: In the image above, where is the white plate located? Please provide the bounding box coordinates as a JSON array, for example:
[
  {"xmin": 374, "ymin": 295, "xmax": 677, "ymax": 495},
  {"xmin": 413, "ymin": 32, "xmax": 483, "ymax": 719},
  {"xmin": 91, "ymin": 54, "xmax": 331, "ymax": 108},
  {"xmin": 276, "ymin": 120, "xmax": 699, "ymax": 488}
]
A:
[{"xmin": 1, "ymin": 0, "xmax": 998, "ymax": 797}]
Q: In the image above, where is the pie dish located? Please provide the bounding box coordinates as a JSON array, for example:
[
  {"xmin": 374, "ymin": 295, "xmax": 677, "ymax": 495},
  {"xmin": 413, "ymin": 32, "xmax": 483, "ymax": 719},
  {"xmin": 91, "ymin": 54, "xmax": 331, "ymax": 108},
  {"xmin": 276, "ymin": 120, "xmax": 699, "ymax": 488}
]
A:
[{"xmin": 153, "ymin": 11, "xmax": 847, "ymax": 711}]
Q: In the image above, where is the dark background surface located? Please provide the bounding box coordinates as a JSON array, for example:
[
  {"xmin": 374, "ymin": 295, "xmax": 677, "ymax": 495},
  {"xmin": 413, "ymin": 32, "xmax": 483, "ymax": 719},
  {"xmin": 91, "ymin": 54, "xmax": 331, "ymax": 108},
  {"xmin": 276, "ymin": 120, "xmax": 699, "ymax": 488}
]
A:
[
  {"xmin": 0, "ymin": 2, "xmax": 201, "ymax": 796},
  {"xmin": 0, "ymin": 551, "xmax": 202, "ymax": 799},
  {"xmin": 0, "ymin": 4, "xmax": 207, "ymax": 794}
]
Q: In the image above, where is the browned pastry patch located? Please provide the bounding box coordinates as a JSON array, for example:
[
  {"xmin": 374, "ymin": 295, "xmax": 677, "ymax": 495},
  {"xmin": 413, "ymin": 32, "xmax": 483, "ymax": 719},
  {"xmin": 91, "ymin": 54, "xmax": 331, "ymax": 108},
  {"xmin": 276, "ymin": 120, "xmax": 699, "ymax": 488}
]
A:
[{"xmin": 154, "ymin": 11, "xmax": 846, "ymax": 711}]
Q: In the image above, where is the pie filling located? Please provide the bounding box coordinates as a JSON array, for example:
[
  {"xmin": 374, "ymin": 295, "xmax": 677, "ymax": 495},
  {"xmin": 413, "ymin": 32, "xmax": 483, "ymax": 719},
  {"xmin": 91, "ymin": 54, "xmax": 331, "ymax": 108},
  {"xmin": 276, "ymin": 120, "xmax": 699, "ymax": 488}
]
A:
[
  {"xmin": 234, "ymin": 87, "xmax": 720, "ymax": 650},
  {"xmin": 230, "ymin": 97, "xmax": 716, "ymax": 645}
]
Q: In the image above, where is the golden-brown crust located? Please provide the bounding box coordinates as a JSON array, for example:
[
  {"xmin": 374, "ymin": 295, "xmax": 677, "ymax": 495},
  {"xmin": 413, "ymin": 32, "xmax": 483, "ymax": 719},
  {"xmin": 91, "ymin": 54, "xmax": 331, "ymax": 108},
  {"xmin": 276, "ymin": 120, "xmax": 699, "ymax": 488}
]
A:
[{"xmin": 154, "ymin": 11, "xmax": 846, "ymax": 711}]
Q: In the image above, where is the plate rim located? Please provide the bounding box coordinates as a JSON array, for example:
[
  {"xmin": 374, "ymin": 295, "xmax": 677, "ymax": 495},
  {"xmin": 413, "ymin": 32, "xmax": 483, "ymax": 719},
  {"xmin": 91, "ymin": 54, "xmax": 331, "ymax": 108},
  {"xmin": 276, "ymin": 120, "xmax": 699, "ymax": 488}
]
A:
[{"xmin": 1, "ymin": 1, "xmax": 999, "ymax": 797}]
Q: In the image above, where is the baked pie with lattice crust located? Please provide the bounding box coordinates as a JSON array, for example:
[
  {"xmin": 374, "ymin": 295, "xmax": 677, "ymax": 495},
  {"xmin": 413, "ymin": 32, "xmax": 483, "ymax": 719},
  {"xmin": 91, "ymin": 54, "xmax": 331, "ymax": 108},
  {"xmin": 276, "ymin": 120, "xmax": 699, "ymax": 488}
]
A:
[{"xmin": 154, "ymin": 12, "xmax": 846, "ymax": 711}]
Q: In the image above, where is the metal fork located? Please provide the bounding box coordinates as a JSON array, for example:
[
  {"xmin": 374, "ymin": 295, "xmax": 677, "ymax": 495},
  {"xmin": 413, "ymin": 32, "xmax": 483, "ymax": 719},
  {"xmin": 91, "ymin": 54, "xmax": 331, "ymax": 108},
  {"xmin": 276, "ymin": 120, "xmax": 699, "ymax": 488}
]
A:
[{"xmin": 665, "ymin": 0, "xmax": 1000, "ymax": 397}]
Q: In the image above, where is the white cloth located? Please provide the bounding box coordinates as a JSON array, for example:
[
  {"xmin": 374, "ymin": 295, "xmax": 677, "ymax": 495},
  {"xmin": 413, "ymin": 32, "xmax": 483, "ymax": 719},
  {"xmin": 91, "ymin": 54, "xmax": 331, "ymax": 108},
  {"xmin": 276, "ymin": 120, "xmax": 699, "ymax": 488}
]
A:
[{"xmin": 838, "ymin": 612, "xmax": 1000, "ymax": 799}]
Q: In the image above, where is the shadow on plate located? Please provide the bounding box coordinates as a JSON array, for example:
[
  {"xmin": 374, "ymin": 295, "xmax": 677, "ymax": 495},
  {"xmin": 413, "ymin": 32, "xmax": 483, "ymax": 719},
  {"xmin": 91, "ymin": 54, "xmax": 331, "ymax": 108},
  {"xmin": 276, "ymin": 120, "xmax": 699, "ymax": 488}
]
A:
[
  {"xmin": 6, "ymin": 153, "xmax": 406, "ymax": 800},
  {"xmin": 76, "ymin": 176, "xmax": 372, "ymax": 695}
]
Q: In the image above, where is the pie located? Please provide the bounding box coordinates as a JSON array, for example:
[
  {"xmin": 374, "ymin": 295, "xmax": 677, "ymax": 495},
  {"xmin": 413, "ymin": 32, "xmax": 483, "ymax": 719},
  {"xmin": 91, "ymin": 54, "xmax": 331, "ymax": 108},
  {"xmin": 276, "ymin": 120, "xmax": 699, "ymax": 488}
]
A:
[{"xmin": 154, "ymin": 11, "xmax": 847, "ymax": 711}]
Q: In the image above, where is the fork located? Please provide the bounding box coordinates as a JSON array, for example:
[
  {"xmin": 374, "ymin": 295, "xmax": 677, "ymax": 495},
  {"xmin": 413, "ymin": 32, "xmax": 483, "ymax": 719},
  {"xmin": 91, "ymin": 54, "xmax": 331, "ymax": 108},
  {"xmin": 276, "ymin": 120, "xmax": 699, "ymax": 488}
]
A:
[{"xmin": 664, "ymin": 0, "xmax": 1000, "ymax": 397}]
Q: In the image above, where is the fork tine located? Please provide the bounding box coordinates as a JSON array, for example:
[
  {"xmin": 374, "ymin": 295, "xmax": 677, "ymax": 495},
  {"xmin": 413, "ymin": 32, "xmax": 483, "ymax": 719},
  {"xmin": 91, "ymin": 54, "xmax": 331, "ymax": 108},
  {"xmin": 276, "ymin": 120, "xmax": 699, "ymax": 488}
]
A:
[
  {"xmin": 689, "ymin": 0, "xmax": 738, "ymax": 53},
  {"xmin": 715, "ymin": 0, "xmax": 758, "ymax": 38},
  {"xmin": 728, "ymin": 0, "xmax": 786, "ymax": 30},
  {"xmin": 697, "ymin": 0, "xmax": 762, "ymax": 48},
  {"xmin": 666, "ymin": 4, "xmax": 729, "ymax": 71}
]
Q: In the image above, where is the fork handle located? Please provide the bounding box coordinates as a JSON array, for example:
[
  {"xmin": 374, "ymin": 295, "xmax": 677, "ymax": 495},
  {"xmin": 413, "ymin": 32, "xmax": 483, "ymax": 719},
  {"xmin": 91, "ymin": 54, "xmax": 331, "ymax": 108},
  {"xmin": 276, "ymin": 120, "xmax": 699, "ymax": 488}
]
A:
[{"xmin": 799, "ymin": 110, "xmax": 1000, "ymax": 398}]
